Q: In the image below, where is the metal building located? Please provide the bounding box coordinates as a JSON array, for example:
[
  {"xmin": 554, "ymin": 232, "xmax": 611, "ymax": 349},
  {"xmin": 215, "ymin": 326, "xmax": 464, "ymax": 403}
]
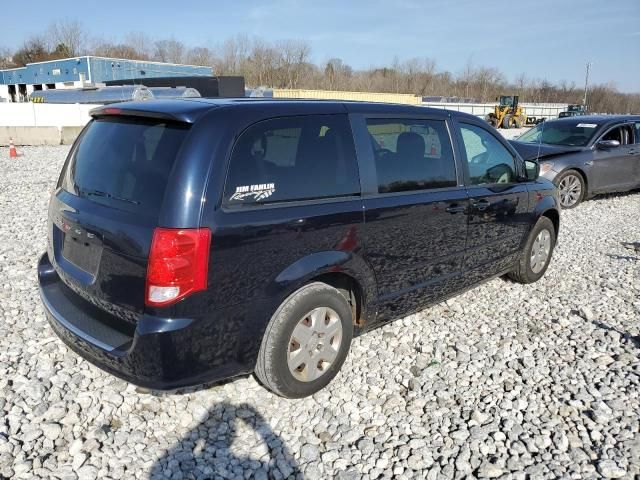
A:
[{"xmin": 0, "ymin": 56, "xmax": 213, "ymax": 102}]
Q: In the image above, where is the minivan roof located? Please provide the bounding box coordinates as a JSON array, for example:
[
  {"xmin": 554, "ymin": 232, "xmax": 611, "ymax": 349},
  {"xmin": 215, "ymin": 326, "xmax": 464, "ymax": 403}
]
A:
[{"xmin": 91, "ymin": 97, "xmax": 482, "ymax": 124}]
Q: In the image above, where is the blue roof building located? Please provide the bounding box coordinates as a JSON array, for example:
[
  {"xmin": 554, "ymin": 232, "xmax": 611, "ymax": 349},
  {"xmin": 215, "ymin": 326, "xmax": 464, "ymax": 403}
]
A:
[{"xmin": 0, "ymin": 56, "xmax": 213, "ymax": 102}]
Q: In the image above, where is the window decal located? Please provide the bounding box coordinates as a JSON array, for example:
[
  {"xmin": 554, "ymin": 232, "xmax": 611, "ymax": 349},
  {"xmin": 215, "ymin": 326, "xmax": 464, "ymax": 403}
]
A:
[{"xmin": 230, "ymin": 183, "xmax": 276, "ymax": 202}]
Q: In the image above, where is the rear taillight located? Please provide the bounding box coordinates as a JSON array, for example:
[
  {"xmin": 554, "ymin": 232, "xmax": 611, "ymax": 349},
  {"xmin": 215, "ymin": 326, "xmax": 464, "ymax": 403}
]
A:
[{"xmin": 145, "ymin": 228, "xmax": 211, "ymax": 307}]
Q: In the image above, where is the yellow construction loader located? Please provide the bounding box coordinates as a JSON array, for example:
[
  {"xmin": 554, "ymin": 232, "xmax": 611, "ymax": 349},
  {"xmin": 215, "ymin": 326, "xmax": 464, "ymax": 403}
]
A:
[{"xmin": 485, "ymin": 95, "xmax": 528, "ymax": 129}]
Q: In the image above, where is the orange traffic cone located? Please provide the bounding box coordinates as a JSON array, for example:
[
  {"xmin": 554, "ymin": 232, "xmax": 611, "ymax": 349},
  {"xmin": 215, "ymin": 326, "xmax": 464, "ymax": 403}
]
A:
[{"xmin": 9, "ymin": 138, "xmax": 17, "ymax": 158}]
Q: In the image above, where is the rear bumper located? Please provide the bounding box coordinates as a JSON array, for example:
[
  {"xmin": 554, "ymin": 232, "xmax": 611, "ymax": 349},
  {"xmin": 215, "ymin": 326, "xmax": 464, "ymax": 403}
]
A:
[{"xmin": 38, "ymin": 252, "xmax": 254, "ymax": 390}]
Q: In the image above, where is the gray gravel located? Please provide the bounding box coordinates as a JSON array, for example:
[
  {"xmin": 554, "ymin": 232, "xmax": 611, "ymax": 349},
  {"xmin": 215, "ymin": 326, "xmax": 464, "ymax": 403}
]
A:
[
  {"xmin": 498, "ymin": 127, "xmax": 529, "ymax": 140},
  {"xmin": 1, "ymin": 145, "xmax": 639, "ymax": 480}
]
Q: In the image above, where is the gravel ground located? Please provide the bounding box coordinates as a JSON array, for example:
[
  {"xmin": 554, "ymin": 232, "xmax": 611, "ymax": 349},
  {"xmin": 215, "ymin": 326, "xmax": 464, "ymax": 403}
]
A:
[
  {"xmin": 1, "ymin": 145, "xmax": 639, "ymax": 480},
  {"xmin": 498, "ymin": 128, "xmax": 529, "ymax": 140}
]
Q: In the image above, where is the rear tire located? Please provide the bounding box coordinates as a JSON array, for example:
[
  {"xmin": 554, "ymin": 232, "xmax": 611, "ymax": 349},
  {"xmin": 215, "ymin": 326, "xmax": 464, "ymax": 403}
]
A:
[
  {"xmin": 508, "ymin": 217, "xmax": 556, "ymax": 284},
  {"xmin": 502, "ymin": 114, "xmax": 513, "ymax": 129},
  {"xmin": 255, "ymin": 282, "xmax": 353, "ymax": 398}
]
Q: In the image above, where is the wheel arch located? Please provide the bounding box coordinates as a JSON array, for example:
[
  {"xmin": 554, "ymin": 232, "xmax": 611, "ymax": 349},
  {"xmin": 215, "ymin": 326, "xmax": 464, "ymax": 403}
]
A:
[
  {"xmin": 310, "ymin": 272, "xmax": 366, "ymax": 328},
  {"xmin": 541, "ymin": 208, "xmax": 560, "ymax": 239},
  {"xmin": 273, "ymin": 250, "xmax": 377, "ymax": 328}
]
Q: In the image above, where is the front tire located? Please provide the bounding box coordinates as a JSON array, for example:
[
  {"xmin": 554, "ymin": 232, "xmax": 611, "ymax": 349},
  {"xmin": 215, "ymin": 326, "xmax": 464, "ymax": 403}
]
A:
[
  {"xmin": 508, "ymin": 217, "xmax": 556, "ymax": 284},
  {"xmin": 555, "ymin": 169, "xmax": 585, "ymax": 209},
  {"xmin": 255, "ymin": 282, "xmax": 353, "ymax": 398}
]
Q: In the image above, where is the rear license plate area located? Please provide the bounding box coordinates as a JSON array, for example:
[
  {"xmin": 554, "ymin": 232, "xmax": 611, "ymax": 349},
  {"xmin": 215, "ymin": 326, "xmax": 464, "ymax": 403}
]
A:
[{"xmin": 53, "ymin": 221, "xmax": 103, "ymax": 277}]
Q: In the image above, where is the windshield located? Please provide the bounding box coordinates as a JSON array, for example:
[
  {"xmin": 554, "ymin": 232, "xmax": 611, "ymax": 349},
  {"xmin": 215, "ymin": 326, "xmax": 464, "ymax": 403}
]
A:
[
  {"xmin": 517, "ymin": 121, "xmax": 598, "ymax": 146},
  {"xmin": 60, "ymin": 117, "xmax": 189, "ymax": 214},
  {"xmin": 500, "ymin": 96, "xmax": 514, "ymax": 106}
]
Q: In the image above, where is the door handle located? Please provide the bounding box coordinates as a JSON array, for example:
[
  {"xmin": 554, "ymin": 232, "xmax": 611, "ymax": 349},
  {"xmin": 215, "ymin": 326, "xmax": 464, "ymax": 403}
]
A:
[
  {"xmin": 471, "ymin": 199, "xmax": 491, "ymax": 211},
  {"xmin": 445, "ymin": 204, "xmax": 466, "ymax": 214}
]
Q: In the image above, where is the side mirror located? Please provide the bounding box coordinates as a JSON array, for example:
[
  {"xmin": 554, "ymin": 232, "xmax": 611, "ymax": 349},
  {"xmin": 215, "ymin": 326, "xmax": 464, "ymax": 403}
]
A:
[
  {"xmin": 524, "ymin": 160, "xmax": 540, "ymax": 181},
  {"xmin": 596, "ymin": 139, "xmax": 621, "ymax": 149}
]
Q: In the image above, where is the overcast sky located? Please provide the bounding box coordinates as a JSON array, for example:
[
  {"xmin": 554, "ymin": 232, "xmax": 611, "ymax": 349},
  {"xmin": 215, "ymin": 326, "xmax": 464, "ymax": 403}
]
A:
[{"xmin": 2, "ymin": 0, "xmax": 638, "ymax": 92}]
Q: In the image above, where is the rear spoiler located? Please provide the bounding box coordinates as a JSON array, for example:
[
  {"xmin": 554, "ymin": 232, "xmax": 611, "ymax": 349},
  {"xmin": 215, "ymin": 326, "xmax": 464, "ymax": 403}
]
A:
[{"xmin": 89, "ymin": 105, "xmax": 201, "ymax": 123}]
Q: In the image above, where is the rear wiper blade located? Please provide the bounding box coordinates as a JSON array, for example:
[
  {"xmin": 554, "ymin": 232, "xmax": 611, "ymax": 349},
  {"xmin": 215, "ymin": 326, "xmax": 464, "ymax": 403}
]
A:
[
  {"xmin": 82, "ymin": 188, "xmax": 107, "ymax": 198},
  {"xmin": 81, "ymin": 188, "xmax": 140, "ymax": 205},
  {"xmin": 109, "ymin": 194, "xmax": 140, "ymax": 205}
]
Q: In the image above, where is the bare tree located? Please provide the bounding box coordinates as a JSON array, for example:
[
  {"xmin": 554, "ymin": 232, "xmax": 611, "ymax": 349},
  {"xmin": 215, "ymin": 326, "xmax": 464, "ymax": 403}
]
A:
[
  {"xmin": 214, "ymin": 34, "xmax": 251, "ymax": 75},
  {"xmin": 124, "ymin": 32, "xmax": 153, "ymax": 60},
  {"xmin": 154, "ymin": 39, "xmax": 186, "ymax": 64},
  {"xmin": 277, "ymin": 40, "xmax": 311, "ymax": 89},
  {"xmin": 47, "ymin": 19, "xmax": 87, "ymax": 57},
  {"xmin": 324, "ymin": 58, "xmax": 352, "ymax": 90},
  {"xmin": 13, "ymin": 36, "xmax": 51, "ymax": 66},
  {"xmin": 186, "ymin": 47, "xmax": 214, "ymax": 68},
  {"xmin": 249, "ymin": 39, "xmax": 279, "ymax": 87},
  {"xmin": 0, "ymin": 47, "xmax": 16, "ymax": 69},
  {"xmin": 93, "ymin": 42, "xmax": 144, "ymax": 60}
]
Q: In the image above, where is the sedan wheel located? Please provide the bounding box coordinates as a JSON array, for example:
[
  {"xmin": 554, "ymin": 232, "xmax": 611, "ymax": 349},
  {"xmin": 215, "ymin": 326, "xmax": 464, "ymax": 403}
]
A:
[{"xmin": 557, "ymin": 173, "xmax": 583, "ymax": 208}]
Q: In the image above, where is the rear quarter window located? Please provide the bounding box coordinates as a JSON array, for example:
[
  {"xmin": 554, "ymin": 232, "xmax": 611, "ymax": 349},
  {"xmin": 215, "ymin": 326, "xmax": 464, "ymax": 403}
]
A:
[
  {"xmin": 60, "ymin": 117, "xmax": 189, "ymax": 214},
  {"xmin": 224, "ymin": 115, "xmax": 360, "ymax": 206}
]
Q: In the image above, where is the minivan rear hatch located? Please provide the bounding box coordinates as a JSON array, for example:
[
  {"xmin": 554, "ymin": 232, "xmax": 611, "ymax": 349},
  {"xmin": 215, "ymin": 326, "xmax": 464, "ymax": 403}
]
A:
[{"xmin": 48, "ymin": 115, "xmax": 190, "ymax": 322}]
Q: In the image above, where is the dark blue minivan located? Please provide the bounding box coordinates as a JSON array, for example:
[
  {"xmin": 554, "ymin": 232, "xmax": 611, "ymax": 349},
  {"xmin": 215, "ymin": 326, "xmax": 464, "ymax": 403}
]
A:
[{"xmin": 38, "ymin": 99, "xmax": 560, "ymax": 398}]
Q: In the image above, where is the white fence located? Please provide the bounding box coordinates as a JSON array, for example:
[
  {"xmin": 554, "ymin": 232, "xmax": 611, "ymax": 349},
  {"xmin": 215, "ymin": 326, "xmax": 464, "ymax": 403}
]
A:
[
  {"xmin": 0, "ymin": 103, "xmax": 96, "ymax": 127},
  {"xmin": 422, "ymin": 101, "xmax": 568, "ymax": 120}
]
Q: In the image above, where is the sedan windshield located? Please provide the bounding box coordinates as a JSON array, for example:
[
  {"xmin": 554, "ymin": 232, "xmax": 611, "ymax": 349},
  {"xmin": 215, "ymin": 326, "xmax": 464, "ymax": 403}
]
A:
[{"xmin": 517, "ymin": 122, "xmax": 599, "ymax": 146}]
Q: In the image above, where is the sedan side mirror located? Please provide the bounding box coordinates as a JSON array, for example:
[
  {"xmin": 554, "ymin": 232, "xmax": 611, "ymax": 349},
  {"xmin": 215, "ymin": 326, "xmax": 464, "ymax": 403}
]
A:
[
  {"xmin": 596, "ymin": 139, "xmax": 621, "ymax": 149},
  {"xmin": 523, "ymin": 160, "xmax": 540, "ymax": 181}
]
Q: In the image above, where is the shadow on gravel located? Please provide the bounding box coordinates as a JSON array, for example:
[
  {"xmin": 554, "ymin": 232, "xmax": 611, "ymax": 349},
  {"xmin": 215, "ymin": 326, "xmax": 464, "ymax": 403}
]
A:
[
  {"xmin": 588, "ymin": 189, "xmax": 640, "ymax": 203},
  {"xmin": 607, "ymin": 254, "xmax": 638, "ymax": 262},
  {"xmin": 589, "ymin": 321, "xmax": 640, "ymax": 349},
  {"xmin": 621, "ymin": 241, "xmax": 640, "ymax": 253},
  {"xmin": 607, "ymin": 241, "xmax": 640, "ymax": 262},
  {"xmin": 147, "ymin": 375, "xmax": 253, "ymax": 397},
  {"xmin": 572, "ymin": 310, "xmax": 640, "ymax": 349},
  {"xmin": 149, "ymin": 402, "xmax": 300, "ymax": 480}
]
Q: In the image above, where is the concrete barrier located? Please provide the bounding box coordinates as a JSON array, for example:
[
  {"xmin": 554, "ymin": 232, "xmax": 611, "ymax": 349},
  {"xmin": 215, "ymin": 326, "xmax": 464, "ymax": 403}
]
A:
[
  {"xmin": 0, "ymin": 103, "xmax": 94, "ymax": 145},
  {"xmin": 0, "ymin": 126, "xmax": 83, "ymax": 145},
  {"xmin": 60, "ymin": 126, "xmax": 84, "ymax": 145},
  {"xmin": 0, "ymin": 103, "xmax": 95, "ymax": 127}
]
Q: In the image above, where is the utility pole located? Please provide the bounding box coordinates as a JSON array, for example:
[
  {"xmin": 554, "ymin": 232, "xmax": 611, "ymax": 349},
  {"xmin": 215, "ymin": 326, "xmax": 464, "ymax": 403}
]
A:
[{"xmin": 582, "ymin": 62, "xmax": 592, "ymax": 108}]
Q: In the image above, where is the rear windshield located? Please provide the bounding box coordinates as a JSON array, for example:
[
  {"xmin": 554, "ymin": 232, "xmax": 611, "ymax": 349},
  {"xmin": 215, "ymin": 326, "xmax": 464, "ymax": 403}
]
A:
[
  {"xmin": 517, "ymin": 121, "xmax": 598, "ymax": 146},
  {"xmin": 59, "ymin": 117, "xmax": 189, "ymax": 213}
]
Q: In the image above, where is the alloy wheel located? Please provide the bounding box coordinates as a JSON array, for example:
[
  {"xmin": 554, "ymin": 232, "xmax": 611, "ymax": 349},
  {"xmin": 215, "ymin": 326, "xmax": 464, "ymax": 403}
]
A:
[{"xmin": 558, "ymin": 174, "xmax": 582, "ymax": 208}]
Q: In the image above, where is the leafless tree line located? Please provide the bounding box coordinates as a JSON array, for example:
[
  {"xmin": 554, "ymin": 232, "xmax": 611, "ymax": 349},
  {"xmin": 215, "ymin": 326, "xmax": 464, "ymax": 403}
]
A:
[{"xmin": 1, "ymin": 20, "xmax": 638, "ymax": 113}]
